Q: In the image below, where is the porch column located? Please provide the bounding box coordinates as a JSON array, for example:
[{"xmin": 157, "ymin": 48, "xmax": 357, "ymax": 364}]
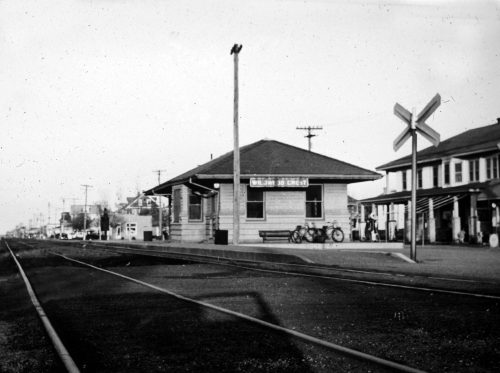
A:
[
  {"xmin": 452, "ymin": 196, "xmax": 461, "ymax": 243},
  {"xmin": 388, "ymin": 202, "xmax": 396, "ymax": 241},
  {"xmin": 372, "ymin": 203, "xmax": 378, "ymax": 237},
  {"xmin": 406, "ymin": 200, "xmax": 411, "ymax": 242},
  {"xmin": 468, "ymin": 194, "xmax": 478, "ymax": 243},
  {"xmin": 428, "ymin": 198, "xmax": 436, "ymax": 243},
  {"xmin": 359, "ymin": 204, "xmax": 366, "ymax": 240}
]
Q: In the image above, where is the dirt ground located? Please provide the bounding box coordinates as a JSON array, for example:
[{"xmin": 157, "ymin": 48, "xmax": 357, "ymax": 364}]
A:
[{"xmin": 2, "ymin": 239, "xmax": 500, "ymax": 372}]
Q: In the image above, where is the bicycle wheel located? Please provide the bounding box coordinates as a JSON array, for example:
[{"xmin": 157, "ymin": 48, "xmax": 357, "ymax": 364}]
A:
[
  {"xmin": 332, "ymin": 228, "xmax": 344, "ymax": 243},
  {"xmin": 305, "ymin": 229, "xmax": 315, "ymax": 242},
  {"xmin": 291, "ymin": 230, "xmax": 302, "ymax": 243}
]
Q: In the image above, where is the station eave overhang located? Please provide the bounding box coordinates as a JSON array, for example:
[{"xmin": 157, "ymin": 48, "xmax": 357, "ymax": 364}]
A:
[
  {"xmin": 143, "ymin": 185, "xmax": 173, "ymax": 196},
  {"xmin": 194, "ymin": 173, "xmax": 382, "ymax": 183},
  {"xmin": 144, "ymin": 172, "xmax": 382, "ymax": 196}
]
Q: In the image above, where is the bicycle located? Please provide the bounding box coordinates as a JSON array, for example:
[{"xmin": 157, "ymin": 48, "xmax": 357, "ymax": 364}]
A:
[
  {"xmin": 321, "ymin": 221, "xmax": 345, "ymax": 242},
  {"xmin": 291, "ymin": 222, "xmax": 333, "ymax": 243},
  {"xmin": 291, "ymin": 222, "xmax": 318, "ymax": 243}
]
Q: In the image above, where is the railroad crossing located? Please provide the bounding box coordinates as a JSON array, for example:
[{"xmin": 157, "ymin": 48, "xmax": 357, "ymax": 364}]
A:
[{"xmin": 393, "ymin": 94, "xmax": 441, "ymax": 261}]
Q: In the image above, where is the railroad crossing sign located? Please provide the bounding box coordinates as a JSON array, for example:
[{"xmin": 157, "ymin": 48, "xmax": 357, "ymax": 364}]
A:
[
  {"xmin": 393, "ymin": 93, "xmax": 441, "ymax": 262},
  {"xmin": 393, "ymin": 93, "xmax": 441, "ymax": 151}
]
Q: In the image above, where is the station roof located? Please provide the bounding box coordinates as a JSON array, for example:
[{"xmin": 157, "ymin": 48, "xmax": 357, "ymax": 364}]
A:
[
  {"xmin": 144, "ymin": 139, "xmax": 381, "ymax": 195},
  {"xmin": 377, "ymin": 120, "xmax": 500, "ymax": 171}
]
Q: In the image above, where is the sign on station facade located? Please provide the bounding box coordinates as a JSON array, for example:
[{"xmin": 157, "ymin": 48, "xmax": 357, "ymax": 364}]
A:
[{"xmin": 250, "ymin": 177, "xmax": 309, "ymax": 188}]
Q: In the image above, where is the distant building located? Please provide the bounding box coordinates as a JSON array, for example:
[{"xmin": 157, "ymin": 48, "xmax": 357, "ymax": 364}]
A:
[
  {"xmin": 70, "ymin": 204, "xmax": 102, "ymax": 217},
  {"xmin": 144, "ymin": 139, "xmax": 381, "ymax": 243},
  {"xmin": 109, "ymin": 213, "xmax": 153, "ymax": 241},
  {"xmin": 116, "ymin": 194, "xmax": 160, "ymax": 216},
  {"xmin": 361, "ymin": 118, "xmax": 500, "ymax": 244}
]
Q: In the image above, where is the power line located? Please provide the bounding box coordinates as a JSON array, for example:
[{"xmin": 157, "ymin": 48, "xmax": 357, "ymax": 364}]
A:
[{"xmin": 296, "ymin": 126, "xmax": 323, "ymax": 151}]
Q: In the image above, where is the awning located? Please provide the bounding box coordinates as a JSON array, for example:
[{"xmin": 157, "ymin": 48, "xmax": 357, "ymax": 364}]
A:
[
  {"xmin": 414, "ymin": 194, "xmax": 467, "ymax": 214},
  {"xmin": 361, "ymin": 182, "xmax": 486, "ymax": 205}
]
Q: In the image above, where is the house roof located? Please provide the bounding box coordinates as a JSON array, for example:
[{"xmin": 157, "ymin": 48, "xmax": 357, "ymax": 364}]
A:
[
  {"xmin": 145, "ymin": 139, "xmax": 381, "ymax": 195},
  {"xmin": 118, "ymin": 194, "xmax": 159, "ymax": 212},
  {"xmin": 378, "ymin": 120, "xmax": 500, "ymax": 171}
]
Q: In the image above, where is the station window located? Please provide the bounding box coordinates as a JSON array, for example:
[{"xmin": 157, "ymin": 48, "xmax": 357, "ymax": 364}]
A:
[
  {"xmin": 306, "ymin": 185, "xmax": 323, "ymax": 218},
  {"xmin": 188, "ymin": 190, "xmax": 203, "ymax": 221},
  {"xmin": 402, "ymin": 171, "xmax": 407, "ymax": 191},
  {"xmin": 247, "ymin": 187, "xmax": 264, "ymax": 219},
  {"xmin": 173, "ymin": 189, "xmax": 181, "ymax": 223}
]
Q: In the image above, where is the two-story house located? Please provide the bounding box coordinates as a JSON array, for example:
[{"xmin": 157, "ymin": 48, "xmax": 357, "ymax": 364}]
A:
[{"xmin": 362, "ymin": 118, "xmax": 500, "ymax": 244}]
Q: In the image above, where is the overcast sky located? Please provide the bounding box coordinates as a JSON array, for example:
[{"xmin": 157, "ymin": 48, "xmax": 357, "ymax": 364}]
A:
[{"xmin": 1, "ymin": 0, "xmax": 499, "ymax": 233}]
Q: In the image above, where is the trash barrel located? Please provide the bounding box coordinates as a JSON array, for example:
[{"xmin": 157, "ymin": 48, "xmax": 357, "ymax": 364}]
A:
[
  {"xmin": 214, "ymin": 230, "xmax": 228, "ymax": 245},
  {"xmin": 143, "ymin": 231, "xmax": 153, "ymax": 241}
]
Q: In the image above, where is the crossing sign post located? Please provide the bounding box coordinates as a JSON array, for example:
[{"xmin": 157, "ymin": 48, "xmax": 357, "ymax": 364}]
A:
[{"xmin": 393, "ymin": 94, "xmax": 441, "ymax": 261}]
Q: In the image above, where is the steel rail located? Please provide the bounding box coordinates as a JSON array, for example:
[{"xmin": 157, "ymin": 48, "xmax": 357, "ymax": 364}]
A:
[
  {"xmin": 2, "ymin": 240, "xmax": 80, "ymax": 373},
  {"xmin": 80, "ymin": 241, "xmax": 495, "ymax": 284},
  {"xmin": 77, "ymin": 241, "xmax": 500, "ymax": 300},
  {"xmin": 225, "ymin": 262, "xmax": 500, "ymax": 300},
  {"xmin": 51, "ymin": 251, "xmax": 427, "ymax": 373}
]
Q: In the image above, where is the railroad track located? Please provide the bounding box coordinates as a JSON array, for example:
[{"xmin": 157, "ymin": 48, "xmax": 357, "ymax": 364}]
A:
[
  {"xmin": 5, "ymin": 238, "xmax": 500, "ymax": 372},
  {"xmin": 4, "ymin": 238, "xmax": 430, "ymax": 373},
  {"xmin": 49, "ymin": 239, "xmax": 500, "ymax": 300}
]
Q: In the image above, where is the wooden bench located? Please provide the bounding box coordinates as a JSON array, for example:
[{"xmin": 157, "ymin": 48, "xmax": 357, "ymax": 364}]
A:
[{"xmin": 258, "ymin": 230, "xmax": 292, "ymax": 242}]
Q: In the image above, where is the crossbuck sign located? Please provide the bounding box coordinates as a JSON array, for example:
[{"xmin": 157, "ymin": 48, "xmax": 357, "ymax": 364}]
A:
[
  {"xmin": 394, "ymin": 93, "xmax": 441, "ymax": 151},
  {"xmin": 393, "ymin": 93, "xmax": 441, "ymax": 262}
]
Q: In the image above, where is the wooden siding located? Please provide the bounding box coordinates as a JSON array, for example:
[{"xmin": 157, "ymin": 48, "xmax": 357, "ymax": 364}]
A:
[
  {"xmin": 170, "ymin": 182, "xmax": 351, "ymax": 243},
  {"xmin": 219, "ymin": 183, "xmax": 351, "ymax": 243}
]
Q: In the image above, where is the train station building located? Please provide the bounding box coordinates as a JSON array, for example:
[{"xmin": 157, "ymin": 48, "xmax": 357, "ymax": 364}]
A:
[
  {"xmin": 361, "ymin": 118, "xmax": 500, "ymax": 244},
  {"xmin": 144, "ymin": 139, "xmax": 381, "ymax": 243}
]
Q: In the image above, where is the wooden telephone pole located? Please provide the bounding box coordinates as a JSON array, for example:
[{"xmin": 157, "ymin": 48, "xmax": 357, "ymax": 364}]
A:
[
  {"xmin": 296, "ymin": 126, "xmax": 323, "ymax": 151},
  {"xmin": 153, "ymin": 169, "xmax": 167, "ymax": 240},
  {"xmin": 81, "ymin": 184, "xmax": 92, "ymax": 241},
  {"xmin": 231, "ymin": 43, "xmax": 243, "ymax": 245}
]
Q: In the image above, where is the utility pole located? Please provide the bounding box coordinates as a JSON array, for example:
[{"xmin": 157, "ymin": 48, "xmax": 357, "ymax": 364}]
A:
[
  {"xmin": 296, "ymin": 126, "xmax": 323, "ymax": 151},
  {"xmin": 60, "ymin": 197, "xmax": 78, "ymax": 238},
  {"xmin": 81, "ymin": 184, "xmax": 92, "ymax": 241},
  {"xmin": 231, "ymin": 43, "xmax": 243, "ymax": 245},
  {"xmin": 60, "ymin": 198, "xmax": 66, "ymax": 239},
  {"xmin": 153, "ymin": 169, "xmax": 167, "ymax": 240}
]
